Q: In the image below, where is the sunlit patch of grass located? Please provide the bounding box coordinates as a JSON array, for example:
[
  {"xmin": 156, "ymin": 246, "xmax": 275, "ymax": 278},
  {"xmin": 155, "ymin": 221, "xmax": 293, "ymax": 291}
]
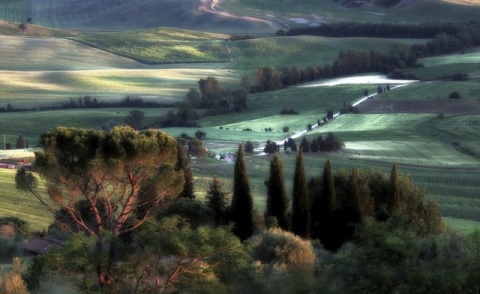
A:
[
  {"xmin": 76, "ymin": 28, "xmax": 229, "ymax": 63},
  {"xmin": 0, "ymin": 169, "xmax": 52, "ymax": 232}
]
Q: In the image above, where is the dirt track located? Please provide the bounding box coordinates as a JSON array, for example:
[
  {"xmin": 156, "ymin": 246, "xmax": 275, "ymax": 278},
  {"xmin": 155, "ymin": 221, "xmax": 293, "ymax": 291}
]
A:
[{"xmin": 198, "ymin": 0, "xmax": 288, "ymax": 30}]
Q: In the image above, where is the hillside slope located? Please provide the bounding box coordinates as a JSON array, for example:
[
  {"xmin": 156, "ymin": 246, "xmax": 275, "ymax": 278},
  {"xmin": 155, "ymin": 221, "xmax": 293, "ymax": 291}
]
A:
[{"xmin": 2, "ymin": 0, "xmax": 277, "ymax": 33}]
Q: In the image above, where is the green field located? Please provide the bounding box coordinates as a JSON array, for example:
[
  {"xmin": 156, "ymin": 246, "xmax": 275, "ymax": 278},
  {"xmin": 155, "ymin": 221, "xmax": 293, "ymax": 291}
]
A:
[
  {"xmin": 228, "ymin": 36, "xmax": 426, "ymax": 70},
  {"xmin": 219, "ymin": 0, "xmax": 480, "ymax": 27},
  {"xmin": 406, "ymin": 48, "xmax": 480, "ymax": 79},
  {"xmin": 0, "ymin": 169, "xmax": 52, "ymax": 232},
  {"xmin": 376, "ymin": 81, "xmax": 480, "ymax": 100},
  {"xmin": 0, "ymin": 108, "xmax": 173, "ymax": 144},
  {"xmin": 0, "ymin": 0, "xmax": 276, "ymax": 33},
  {"xmin": 76, "ymin": 29, "xmax": 230, "ymax": 64}
]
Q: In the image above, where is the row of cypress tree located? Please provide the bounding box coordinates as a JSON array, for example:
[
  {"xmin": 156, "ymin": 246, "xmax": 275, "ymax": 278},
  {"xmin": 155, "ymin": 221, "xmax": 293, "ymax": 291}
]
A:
[{"xmin": 197, "ymin": 143, "xmax": 444, "ymax": 250}]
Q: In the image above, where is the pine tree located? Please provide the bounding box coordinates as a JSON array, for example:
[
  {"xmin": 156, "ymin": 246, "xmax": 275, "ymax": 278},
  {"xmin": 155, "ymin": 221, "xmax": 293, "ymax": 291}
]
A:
[
  {"xmin": 176, "ymin": 143, "xmax": 195, "ymax": 199},
  {"xmin": 291, "ymin": 148, "xmax": 311, "ymax": 238},
  {"xmin": 265, "ymin": 154, "xmax": 290, "ymax": 231},
  {"xmin": 230, "ymin": 143, "xmax": 254, "ymax": 240},
  {"xmin": 205, "ymin": 177, "xmax": 229, "ymax": 226}
]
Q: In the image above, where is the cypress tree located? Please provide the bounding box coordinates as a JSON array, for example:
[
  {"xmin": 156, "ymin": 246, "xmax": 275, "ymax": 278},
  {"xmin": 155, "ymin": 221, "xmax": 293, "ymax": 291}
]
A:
[
  {"xmin": 265, "ymin": 154, "xmax": 290, "ymax": 231},
  {"xmin": 323, "ymin": 158, "xmax": 337, "ymax": 219},
  {"xmin": 389, "ymin": 163, "xmax": 400, "ymax": 213},
  {"xmin": 205, "ymin": 177, "xmax": 229, "ymax": 226},
  {"xmin": 337, "ymin": 168, "xmax": 363, "ymax": 242},
  {"xmin": 318, "ymin": 158, "xmax": 338, "ymax": 250},
  {"xmin": 291, "ymin": 148, "xmax": 311, "ymax": 238},
  {"xmin": 176, "ymin": 142, "xmax": 195, "ymax": 199},
  {"xmin": 230, "ymin": 143, "xmax": 254, "ymax": 240}
]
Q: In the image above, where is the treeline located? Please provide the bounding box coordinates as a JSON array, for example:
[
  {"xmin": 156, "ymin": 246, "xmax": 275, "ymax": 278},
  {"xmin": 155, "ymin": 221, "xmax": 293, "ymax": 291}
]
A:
[
  {"xmin": 162, "ymin": 76, "xmax": 248, "ymax": 127},
  {"xmin": 284, "ymin": 21, "xmax": 480, "ymax": 40},
  {"xmin": 250, "ymin": 47, "xmax": 418, "ymax": 93},
  {"xmin": 262, "ymin": 133, "xmax": 343, "ymax": 154},
  {"xmin": 252, "ymin": 21, "xmax": 480, "ymax": 93},
  {"xmin": 59, "ymin": 95, "xmax": 170, "ymax": 109},
  {"xmin": 0, "ymin": 95, "xmax": 172, "ymax": 113}
]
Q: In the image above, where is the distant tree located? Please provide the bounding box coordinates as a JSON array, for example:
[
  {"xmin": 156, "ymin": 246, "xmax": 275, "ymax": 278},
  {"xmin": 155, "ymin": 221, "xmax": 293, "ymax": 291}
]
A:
[
  {"xmin": 195, "ymin": 130, "xmax": 206, "ymax": 140},
  {"xmin": 244, "ymin": 141, "xmax": 254, "ymax": 154},
  {"xmin": 186, "ymin": 88, "xmax": 201, "ymax": 107},
  {"xmin": 287, "ymin": 138, "xmax": 298, "ymax": 152},
  {"xmin": 265, "ymin": 154, "xmax": 290, "ymax": 231},
  {"xmin": 241, "ymin": 75, "xmax": 250, "ymax": 92},
  {"xmin": 386, "ymin": 84, "xmax": 391, "ymax": 91},
  {"xmin": 188, "ymin": 139, "xmax": 207, "ymax": 163},
  {"xmin": 377, "ymin": 85, "xmax": 384, "ymax": 94},
  {"xmin": 300, "ymin": 137, "xmax": 310, "ymax": 153},
  {"xmin": 263, "ymin": 140, "xmax": 277, "ymax": 154},
  {"xmin": 15, "ymin": 135, "xmax": 26, "ymax": 149},
  {"xmin": 198, "ymin": 77, "xmax": 223, "ymax": 108},
  {"xmin": 452, "ymin": 72, "xmax": 468, "ymax": 81},
  {"xmin": 206, "ymin": 178, "xmax": 230, "ymax": 226},
  {"xmin": 364, "ymin": 89, "xmax": 369, "ymax": 96},
  {"xmin": 283, "ymin": 126, "xmax": 289, "ymax": 132},
  {"xmin": 176, "ymin": 101, "xmax": 197, "ymax": 123},
  {"xmin": 448, "ymin": 91, "xmax": 461, "ymax": 99},
  {"xmin": 125, "ymin": 110, "xmax": 145, "ymax": 130},
  {"xmin": 5, "ymin": 143, "xmax": 12, "ymax": 150},
  {"xmin": 230, "ymin": 144, "xmax": 254, "ymax": 240},
  {"xmin": 327, "ymin": 110, "xmax": 334, "ymax": 120},
  {"xmin": 291, "ymin": 149, "xmax": 310, "ymax": 238}
]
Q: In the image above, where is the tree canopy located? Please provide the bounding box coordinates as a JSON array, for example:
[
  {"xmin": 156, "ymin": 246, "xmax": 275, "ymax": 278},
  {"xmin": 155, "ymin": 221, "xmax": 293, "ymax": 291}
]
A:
[{"xmin": 16, "ymin": 126, "xmax": 184, "ymax": 288}]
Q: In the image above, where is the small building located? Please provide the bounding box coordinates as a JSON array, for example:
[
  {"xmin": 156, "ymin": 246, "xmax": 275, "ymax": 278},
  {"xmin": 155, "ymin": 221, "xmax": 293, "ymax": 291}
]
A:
[{"xmin": 22, "ymin": 237, "xmax": 64, "ymax": 256}]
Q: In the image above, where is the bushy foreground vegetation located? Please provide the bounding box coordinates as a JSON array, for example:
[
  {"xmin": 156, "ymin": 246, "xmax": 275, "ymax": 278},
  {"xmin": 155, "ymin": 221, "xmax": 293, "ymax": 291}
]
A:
[{"xmin": 4, "ymin": 126, "xmax": 477, "ymax": 293}]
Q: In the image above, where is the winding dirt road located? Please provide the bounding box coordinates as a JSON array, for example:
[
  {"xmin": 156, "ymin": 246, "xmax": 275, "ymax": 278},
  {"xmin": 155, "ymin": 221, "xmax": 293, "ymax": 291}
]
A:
[{"xmin": 198, "ymin": 0, "xmax": 288, "ymax": 30}]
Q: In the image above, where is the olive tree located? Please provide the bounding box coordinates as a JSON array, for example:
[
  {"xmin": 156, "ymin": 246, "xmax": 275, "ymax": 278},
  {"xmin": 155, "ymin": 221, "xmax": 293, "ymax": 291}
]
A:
[{"xmin": 16, "ymin": 126, "xmax": 184, "ymax": 288}]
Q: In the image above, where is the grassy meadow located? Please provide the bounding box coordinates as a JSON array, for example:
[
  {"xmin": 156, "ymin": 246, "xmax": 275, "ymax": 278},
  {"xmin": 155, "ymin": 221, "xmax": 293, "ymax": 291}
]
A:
[
  {"xmin": 228, "ymin": 36, "xmax": 426, "ymax": 70},
  {"xmin": 0, "ymin": 169, "xmax": 52, "ymax": 232}
]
